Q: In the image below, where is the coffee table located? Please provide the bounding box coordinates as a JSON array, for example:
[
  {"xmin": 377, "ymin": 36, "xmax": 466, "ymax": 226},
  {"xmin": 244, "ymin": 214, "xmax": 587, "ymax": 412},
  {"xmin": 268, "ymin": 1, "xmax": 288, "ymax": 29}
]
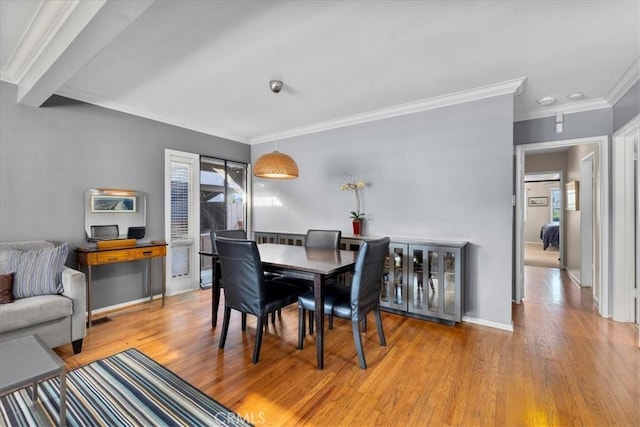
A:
[{"xmin": 0, "ymin": 335, "xmax": 67, "ymax": 426}]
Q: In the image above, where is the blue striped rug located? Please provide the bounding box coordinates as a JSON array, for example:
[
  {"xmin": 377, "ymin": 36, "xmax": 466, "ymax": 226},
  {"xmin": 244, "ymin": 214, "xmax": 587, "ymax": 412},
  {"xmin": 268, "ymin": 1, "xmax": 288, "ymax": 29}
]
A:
[{"xmin": 0, "ymin": 348, "xmax": 252, "ymax": 426}]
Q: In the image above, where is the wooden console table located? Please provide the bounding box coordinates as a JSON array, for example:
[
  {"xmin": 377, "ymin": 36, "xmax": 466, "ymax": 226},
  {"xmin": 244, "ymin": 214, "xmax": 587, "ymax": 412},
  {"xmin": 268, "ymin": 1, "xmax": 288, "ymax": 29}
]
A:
[{"xmin": 75, "ymin": 242, "xmax": 167, "ymax": 327}]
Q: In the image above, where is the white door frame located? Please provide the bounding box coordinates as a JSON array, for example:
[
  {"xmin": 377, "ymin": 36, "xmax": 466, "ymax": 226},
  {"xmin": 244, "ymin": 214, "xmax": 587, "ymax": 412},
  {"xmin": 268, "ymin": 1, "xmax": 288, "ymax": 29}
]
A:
[
  {"xmin": 515, "ymin": 135, "xmax": 609, "ymax": 318},
  {"xmin": 164, "ymin": 149, "xmax": 201, "ymax": 295},
  {"xmin": 580, "ymin": 153, "xmax": 594, "ymax": 288},
  {"xmin": 612, "ymin": 116, "xmax": 639, "ymax": 323}
]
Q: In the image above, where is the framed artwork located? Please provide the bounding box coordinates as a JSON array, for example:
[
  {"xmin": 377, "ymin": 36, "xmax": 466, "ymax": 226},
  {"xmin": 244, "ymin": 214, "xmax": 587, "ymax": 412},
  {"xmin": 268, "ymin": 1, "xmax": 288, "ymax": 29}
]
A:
[
  {"xmin": 91, "ymin": 195, "xmax": 137, "ymax": 212},
  {"xmin": 566, "ymin": 181, "xmax": 579, "ymax": 211},
  {"xmin": 528, "ymin": 196, "xmax": 548, "ymax": 207}
]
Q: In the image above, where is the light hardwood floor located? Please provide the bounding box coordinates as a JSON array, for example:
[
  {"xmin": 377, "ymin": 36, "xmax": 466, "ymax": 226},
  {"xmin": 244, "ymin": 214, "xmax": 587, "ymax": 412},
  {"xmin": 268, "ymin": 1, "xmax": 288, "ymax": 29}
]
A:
[{"xmin": 54, "ymin": 267, "xmax": 640, "ymax": 426}]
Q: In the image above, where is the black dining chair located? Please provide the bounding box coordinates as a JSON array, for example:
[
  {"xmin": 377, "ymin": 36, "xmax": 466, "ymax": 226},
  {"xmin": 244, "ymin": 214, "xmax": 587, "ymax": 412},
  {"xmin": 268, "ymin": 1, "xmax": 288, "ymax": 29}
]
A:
[
  {"xmin": 304, "ymin": 229, "xmax": 342, "ymax": 249},
  {"xmin": 277, "ymin": 229, "xmax": 342, "ymax": 331},
  {"xmin": 297, "ymin": 236, "xmax": 390, "ymax": 369},
  {"xmin": 215, "ymin": 237, "xmax": 307, "ymax": 364},
  {"xmin": 211, "ymin": 229, "xmax": 283, "ymax": 326}
]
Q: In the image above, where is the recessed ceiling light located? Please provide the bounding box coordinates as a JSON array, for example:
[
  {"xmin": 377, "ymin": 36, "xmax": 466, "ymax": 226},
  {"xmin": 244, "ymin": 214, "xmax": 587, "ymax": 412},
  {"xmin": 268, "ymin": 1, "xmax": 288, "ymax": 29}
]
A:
[
  {"xmin": 567, "ymin": 92, "xmax": 584, "ymax": 100},
  {"xmin": 536, "ymin": 96, "xmax": 556, "ymax": 106},
  {"xmin": 536, "ymin": 96, "xmax": 556, "ymax": 105}
]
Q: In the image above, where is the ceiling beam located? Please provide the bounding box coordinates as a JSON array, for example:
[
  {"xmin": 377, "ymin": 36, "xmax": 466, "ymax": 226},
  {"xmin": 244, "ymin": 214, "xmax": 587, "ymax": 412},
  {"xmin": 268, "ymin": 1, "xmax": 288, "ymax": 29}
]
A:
[{"xmin": 17, "ymin": 0, "xmax": 153, "ymax": 107}]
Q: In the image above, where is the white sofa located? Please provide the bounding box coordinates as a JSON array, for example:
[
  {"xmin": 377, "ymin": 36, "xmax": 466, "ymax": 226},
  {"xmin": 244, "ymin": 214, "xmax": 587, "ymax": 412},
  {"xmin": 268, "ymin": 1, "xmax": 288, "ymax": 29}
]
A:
[{"xmin": 0, "ymin": 240, "xmax": 86, "ymax": 353}]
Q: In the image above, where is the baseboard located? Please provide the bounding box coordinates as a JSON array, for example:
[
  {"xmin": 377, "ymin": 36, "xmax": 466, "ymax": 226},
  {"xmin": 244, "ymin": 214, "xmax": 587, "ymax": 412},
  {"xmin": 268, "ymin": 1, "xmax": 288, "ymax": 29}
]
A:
[
  {"xmin": 91, "ymin": 293, "xmax": 167, "ymax": 315},
  {"xmin": 564, "ymin": 268, "xmax": 582, "ymax": 287},
  {"xmin": 462, "ymin": 315, "xmax": 514, "ymax": 332},
  {"xmin": 524, "ymin": 241, "xmax": 543, "ymax": 245}
]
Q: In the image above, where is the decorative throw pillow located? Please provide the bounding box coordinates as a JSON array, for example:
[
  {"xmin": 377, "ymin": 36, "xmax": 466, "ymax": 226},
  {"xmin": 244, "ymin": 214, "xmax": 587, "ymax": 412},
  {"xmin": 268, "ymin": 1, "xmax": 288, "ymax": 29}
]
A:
[
  {"xmin": 0, "ymin": 272, "xmax": 14, "ymax": 303},
  {"xmin": 8, "ymin": 243, "xmax": 68, "ymax": 299}
]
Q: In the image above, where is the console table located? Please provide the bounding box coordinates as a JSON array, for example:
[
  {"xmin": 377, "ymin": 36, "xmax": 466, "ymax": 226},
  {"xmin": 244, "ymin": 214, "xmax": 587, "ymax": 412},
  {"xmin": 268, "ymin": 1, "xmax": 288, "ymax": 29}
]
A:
[{"xmin": 75, "ymin": 242, "xmax": 167, "ymax": 327}]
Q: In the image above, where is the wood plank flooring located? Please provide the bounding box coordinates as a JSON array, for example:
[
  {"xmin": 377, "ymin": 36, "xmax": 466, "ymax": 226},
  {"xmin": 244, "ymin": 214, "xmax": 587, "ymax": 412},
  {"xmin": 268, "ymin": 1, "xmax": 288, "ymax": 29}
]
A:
[{"xmin": 54, "ymin": 266, "xmax": 640, "ymax": 426}]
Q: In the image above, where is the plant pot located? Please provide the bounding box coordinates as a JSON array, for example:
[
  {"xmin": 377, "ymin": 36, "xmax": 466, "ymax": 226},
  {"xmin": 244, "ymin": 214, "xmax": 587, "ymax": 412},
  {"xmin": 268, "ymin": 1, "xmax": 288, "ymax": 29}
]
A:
[{"xmin": 352, "ymin": 220, "xmax": 362, "ymax": 236}]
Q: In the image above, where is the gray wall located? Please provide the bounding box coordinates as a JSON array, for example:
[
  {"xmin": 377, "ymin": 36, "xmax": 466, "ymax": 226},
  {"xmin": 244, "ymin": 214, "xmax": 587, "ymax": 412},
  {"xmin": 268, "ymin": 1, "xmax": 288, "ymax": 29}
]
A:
[
  {"xmin": 252, "ymin": 94, "xmax": 515, "ymax": 328},
  {"xmin": 612, "ymin": 81, "xmax": 640, "ymax": 132},
  {"xmin": 0, "ymin": 81, "xmax": 250, "ymax": 309},
  {"xmin": 514, "ymin": 108, "xmax": 612, "ymax": 145}
]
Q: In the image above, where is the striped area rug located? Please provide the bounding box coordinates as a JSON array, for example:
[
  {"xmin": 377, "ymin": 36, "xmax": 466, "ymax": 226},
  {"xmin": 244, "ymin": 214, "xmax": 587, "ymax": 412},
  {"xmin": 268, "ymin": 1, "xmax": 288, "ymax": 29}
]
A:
[{"xmin": 0, "ymin": 348, "xmax": 252, "ymax": 426}]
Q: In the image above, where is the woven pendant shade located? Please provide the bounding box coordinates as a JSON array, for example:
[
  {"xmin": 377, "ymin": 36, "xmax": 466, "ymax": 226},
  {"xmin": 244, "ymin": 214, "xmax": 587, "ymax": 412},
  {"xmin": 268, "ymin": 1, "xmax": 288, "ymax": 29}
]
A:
[{"xmin": 253, "ymin": 151, "xmax": 299, "ymax": 179}]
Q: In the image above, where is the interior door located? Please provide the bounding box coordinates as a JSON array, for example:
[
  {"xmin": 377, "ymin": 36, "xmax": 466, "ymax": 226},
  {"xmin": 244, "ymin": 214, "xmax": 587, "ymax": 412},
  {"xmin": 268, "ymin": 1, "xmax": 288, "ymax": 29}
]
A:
[
  {"xmin": 580, "ymin": 155, "xmax": 594, "ymax": 288},
  {"xmin": 165, "ymin": 149, "xmax": 200, "ymax": 294}
]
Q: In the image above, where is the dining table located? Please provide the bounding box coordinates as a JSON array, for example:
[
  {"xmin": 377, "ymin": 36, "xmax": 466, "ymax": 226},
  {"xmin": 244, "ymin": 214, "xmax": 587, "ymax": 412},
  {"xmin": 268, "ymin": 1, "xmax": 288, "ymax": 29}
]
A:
[{"xmin": 202, "ymin": 243, "xmax": 359, "ymax": 369}]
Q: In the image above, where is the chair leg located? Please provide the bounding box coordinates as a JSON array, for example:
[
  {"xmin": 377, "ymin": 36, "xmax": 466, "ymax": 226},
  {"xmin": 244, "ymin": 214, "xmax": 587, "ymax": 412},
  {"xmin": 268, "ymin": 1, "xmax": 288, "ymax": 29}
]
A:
[
  {"xmin": 329, "ymin": 314, "xmax": 334, "ymax": 329},
  {"xmin": 361, "ymin": 315, "xmax": 367, "ymax": 332},
  {"xmin": 352, "ymin": 319, "xmax": 367, "ymax": 369},
  {"xmin": 219, "ymin": 307, "xmax": 232, "ymax": 348},
  {"xmin": 308, "ymin": 310, "xmax": 314, "ymax": 335},
  {"xmin": 253, "ymin": 314, "xmax": 266, "ymax": 364},
  {"xmin": 298, "ymin": 306, "xmax": 305, "ymax": 350},
  {"xmin": 374, "ymin": 308, "xmax": 386, "ymax": 346},
  {"xmin": 241, "ymin": 312, "xmax": 247, "ymax": 331}
]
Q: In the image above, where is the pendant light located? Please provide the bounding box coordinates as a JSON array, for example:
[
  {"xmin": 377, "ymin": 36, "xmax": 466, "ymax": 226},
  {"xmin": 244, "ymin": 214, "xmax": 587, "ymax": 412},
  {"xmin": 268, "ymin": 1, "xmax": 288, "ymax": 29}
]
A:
[{"xmin": 253, "ymin": 80, "xmax": 299, "ymax": 179}]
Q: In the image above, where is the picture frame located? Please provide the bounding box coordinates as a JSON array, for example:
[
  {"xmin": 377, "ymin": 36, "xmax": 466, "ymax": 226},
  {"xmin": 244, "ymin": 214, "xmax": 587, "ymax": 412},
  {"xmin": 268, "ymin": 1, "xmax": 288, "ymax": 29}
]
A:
[
  {"xmin": 91, "ymin": 195, "xmax": 137, "ymax": 213},
  {"xmin": 528, "ymin": 196, "xmax": 548, "ymax": 207},
  {"xmin": 565, "ymin": 181, "xmax": 579, "ymax": 211}
]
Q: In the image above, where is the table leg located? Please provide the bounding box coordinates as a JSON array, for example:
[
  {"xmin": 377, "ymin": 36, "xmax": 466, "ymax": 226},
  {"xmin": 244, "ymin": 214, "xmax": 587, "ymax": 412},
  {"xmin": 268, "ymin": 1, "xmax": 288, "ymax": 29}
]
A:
[
  {"xmin": 211, "ymin": 261, "xmax": 221, "ymax": 328},
  {"xmin": 162, "ymin": 256, "xmax": 166, "ymax": 307},
  {"xmin": 59, "ymin": 368, "xmax": 67, "ymax": 427},
  {"xmin": 148, "ymin": 258, "xmax": 153, "ymax": 303},
  {"xmin": 314, "ymin": 273, "xmax": 325, "ymax": 370},
  {"xmin": 86, "ymin": 265, "xmax": 92, "ymax": 328}
]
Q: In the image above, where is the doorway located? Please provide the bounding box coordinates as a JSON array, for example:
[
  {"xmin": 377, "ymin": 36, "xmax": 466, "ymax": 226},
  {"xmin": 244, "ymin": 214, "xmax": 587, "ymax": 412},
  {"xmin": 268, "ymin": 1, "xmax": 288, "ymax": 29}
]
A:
[
  {"xmin": 612, "ymin": 116, "xmax": 639, "ymax": 329},
  {"xmin": 515, "ymin": 136, "xmax": 610, "ymax": 318},
  {"xmin": 523, "ymin": 172, "xmax": 561, "ymax": 268},
  {"xmin": 164, "ymin": 149, "xmax": 201, "ymax": 295}
]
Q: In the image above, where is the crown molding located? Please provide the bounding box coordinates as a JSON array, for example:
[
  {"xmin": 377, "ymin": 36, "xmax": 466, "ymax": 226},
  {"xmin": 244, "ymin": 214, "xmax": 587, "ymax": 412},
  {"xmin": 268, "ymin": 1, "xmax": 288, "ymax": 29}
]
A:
[
  {"xmin": 606, "ymin": 57, "xmax": 640, "ymax": 106},
  {"xmin": 250, "ymin": 77, "xmax": 527, "ymax": 144},
  {"xmin": 56, "ymin": 86, "xmax": 250, "ymax": 144},
  {"xmin": 0, "ymin": 0, "xmax": 88, "ymax": 84},
  {"xmin": 514, "ymin": 98, "xmax": 611, "ymax": 122}
]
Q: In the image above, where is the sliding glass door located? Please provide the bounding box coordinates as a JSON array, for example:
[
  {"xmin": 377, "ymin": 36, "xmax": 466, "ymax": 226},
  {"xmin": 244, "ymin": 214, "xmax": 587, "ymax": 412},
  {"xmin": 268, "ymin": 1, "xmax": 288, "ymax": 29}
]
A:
[{"xmin": 199, "ymin": 157, "xmax": 247, "ymax": 286}]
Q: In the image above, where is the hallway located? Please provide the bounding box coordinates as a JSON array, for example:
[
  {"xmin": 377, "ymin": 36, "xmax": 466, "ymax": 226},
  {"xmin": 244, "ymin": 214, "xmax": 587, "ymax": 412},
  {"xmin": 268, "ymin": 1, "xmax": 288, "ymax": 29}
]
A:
[{"xmin": 515, "ymin": 265, "xmax": 639, "ymax": 424}]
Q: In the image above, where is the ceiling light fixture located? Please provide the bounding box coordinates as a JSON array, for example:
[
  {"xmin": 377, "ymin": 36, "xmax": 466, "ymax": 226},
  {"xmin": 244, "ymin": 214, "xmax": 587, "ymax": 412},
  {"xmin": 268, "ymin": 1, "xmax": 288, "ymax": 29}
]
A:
[
  {"xmin": 536, "ymin": 96, "xmax": 556, "ymax": 106},
  {"xmin": 253, "ymin": 80, "xmax": 299, "ymax": 179},
  {"xmin": 567, "ymin": 92, "xmax": 584, "ymax": 100}
]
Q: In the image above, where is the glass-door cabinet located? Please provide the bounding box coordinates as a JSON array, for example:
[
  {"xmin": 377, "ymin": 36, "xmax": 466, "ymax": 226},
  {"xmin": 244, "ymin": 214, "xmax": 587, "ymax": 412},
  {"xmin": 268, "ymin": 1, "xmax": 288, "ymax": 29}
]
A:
[
  {"xmin": 408, "ymin": 244, "xmax": 464, "ymax": 322},
  {"xmin": 381, "ymin": 243, "xmax": 408, "ymax": 310}
]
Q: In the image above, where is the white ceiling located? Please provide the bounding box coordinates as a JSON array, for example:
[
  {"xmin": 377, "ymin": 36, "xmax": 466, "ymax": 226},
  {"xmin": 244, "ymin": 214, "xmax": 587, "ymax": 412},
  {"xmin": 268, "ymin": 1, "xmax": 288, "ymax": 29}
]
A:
[{"xmin": 1, "ymin": 0, "xmax": 639, "ymax": 144}]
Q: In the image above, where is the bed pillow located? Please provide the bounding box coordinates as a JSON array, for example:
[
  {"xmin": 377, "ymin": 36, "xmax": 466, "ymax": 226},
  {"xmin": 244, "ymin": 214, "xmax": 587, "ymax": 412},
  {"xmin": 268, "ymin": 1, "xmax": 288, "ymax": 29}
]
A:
[
  {"xmin": 8, "ymin": 243, "xmax": 68, "ymax": 298},
  {"xmin": 0, "ymin": 272, "xmax": 14, "ymax": 303}
]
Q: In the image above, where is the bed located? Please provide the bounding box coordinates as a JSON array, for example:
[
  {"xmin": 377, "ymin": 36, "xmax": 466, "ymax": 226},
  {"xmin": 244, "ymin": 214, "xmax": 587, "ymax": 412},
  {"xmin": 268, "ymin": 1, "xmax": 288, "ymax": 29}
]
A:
[{"xmin": 540, "ymin": 222, "xmax": 560, "ymax": 250}]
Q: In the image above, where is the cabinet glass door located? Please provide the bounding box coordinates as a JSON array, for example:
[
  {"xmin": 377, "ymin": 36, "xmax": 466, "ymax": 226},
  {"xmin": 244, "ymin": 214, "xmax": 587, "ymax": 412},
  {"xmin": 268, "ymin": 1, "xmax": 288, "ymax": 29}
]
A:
[
  {"xmin": 381, "ymin": 244, "xmax": 407, "ymax": 310},
  {"xmin": 443, "ymin": 251, "xmax": 456, "ymax": 317},
  {"xmin": 408, "ymin": 246, "xmax": 442, "ymax": 317}
]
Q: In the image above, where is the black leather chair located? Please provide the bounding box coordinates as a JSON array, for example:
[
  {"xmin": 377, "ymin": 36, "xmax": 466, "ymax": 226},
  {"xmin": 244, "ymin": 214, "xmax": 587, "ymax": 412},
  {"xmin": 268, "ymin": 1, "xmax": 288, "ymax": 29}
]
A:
[
  {"xmin": 304, "ymin": 229, "xmax": 342, "ymax": 249},
  {"xmin": 211, "ymin": 229, "xmax": 282, "ymax": 325},
  {"xmin": 210, "ymin": 229, "xmax": 247, "ymax": 254},
  {"xmin": 297, "ymin": 236, "xmax": 390, "ymax": 369},
  {"xmin": 278, "ymin": 229, "xmax": 342, "ymax": 331},
  {"xmin": 215, "ymin": 237, "xmax": 307, "ymax": 363}
]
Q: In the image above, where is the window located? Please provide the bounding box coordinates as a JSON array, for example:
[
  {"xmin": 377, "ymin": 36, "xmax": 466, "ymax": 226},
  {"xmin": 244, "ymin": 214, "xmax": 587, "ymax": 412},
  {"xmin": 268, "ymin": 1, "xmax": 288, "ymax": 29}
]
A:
[{"xmin": 551, "ymin": 187, "xmax": 561, "ymax": 222}]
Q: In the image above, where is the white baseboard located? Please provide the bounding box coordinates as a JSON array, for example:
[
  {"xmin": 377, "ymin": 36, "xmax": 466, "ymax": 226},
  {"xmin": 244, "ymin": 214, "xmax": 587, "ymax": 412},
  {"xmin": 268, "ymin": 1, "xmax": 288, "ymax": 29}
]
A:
[
  {"xmin": 565, "ymin": 268, "xmax": 582, "ymax": 287},
  {"xmin": 524, "ymin": 240, "xmax": 543, "ymax": 245},
  {"xmin": 462, "ymin": 315, "xmax": 514, "ymax": 332},
  {"xmin": 90, "ymin": 288, "xmax": 191, "ymax": 316}
]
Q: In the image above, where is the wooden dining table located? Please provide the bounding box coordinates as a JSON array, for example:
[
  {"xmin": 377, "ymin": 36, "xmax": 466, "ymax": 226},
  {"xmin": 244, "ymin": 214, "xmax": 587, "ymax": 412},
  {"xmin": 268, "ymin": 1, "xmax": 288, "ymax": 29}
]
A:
[{"xmin": 203, "ymin": 243, "xmax": 359, "ymax": 369}]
